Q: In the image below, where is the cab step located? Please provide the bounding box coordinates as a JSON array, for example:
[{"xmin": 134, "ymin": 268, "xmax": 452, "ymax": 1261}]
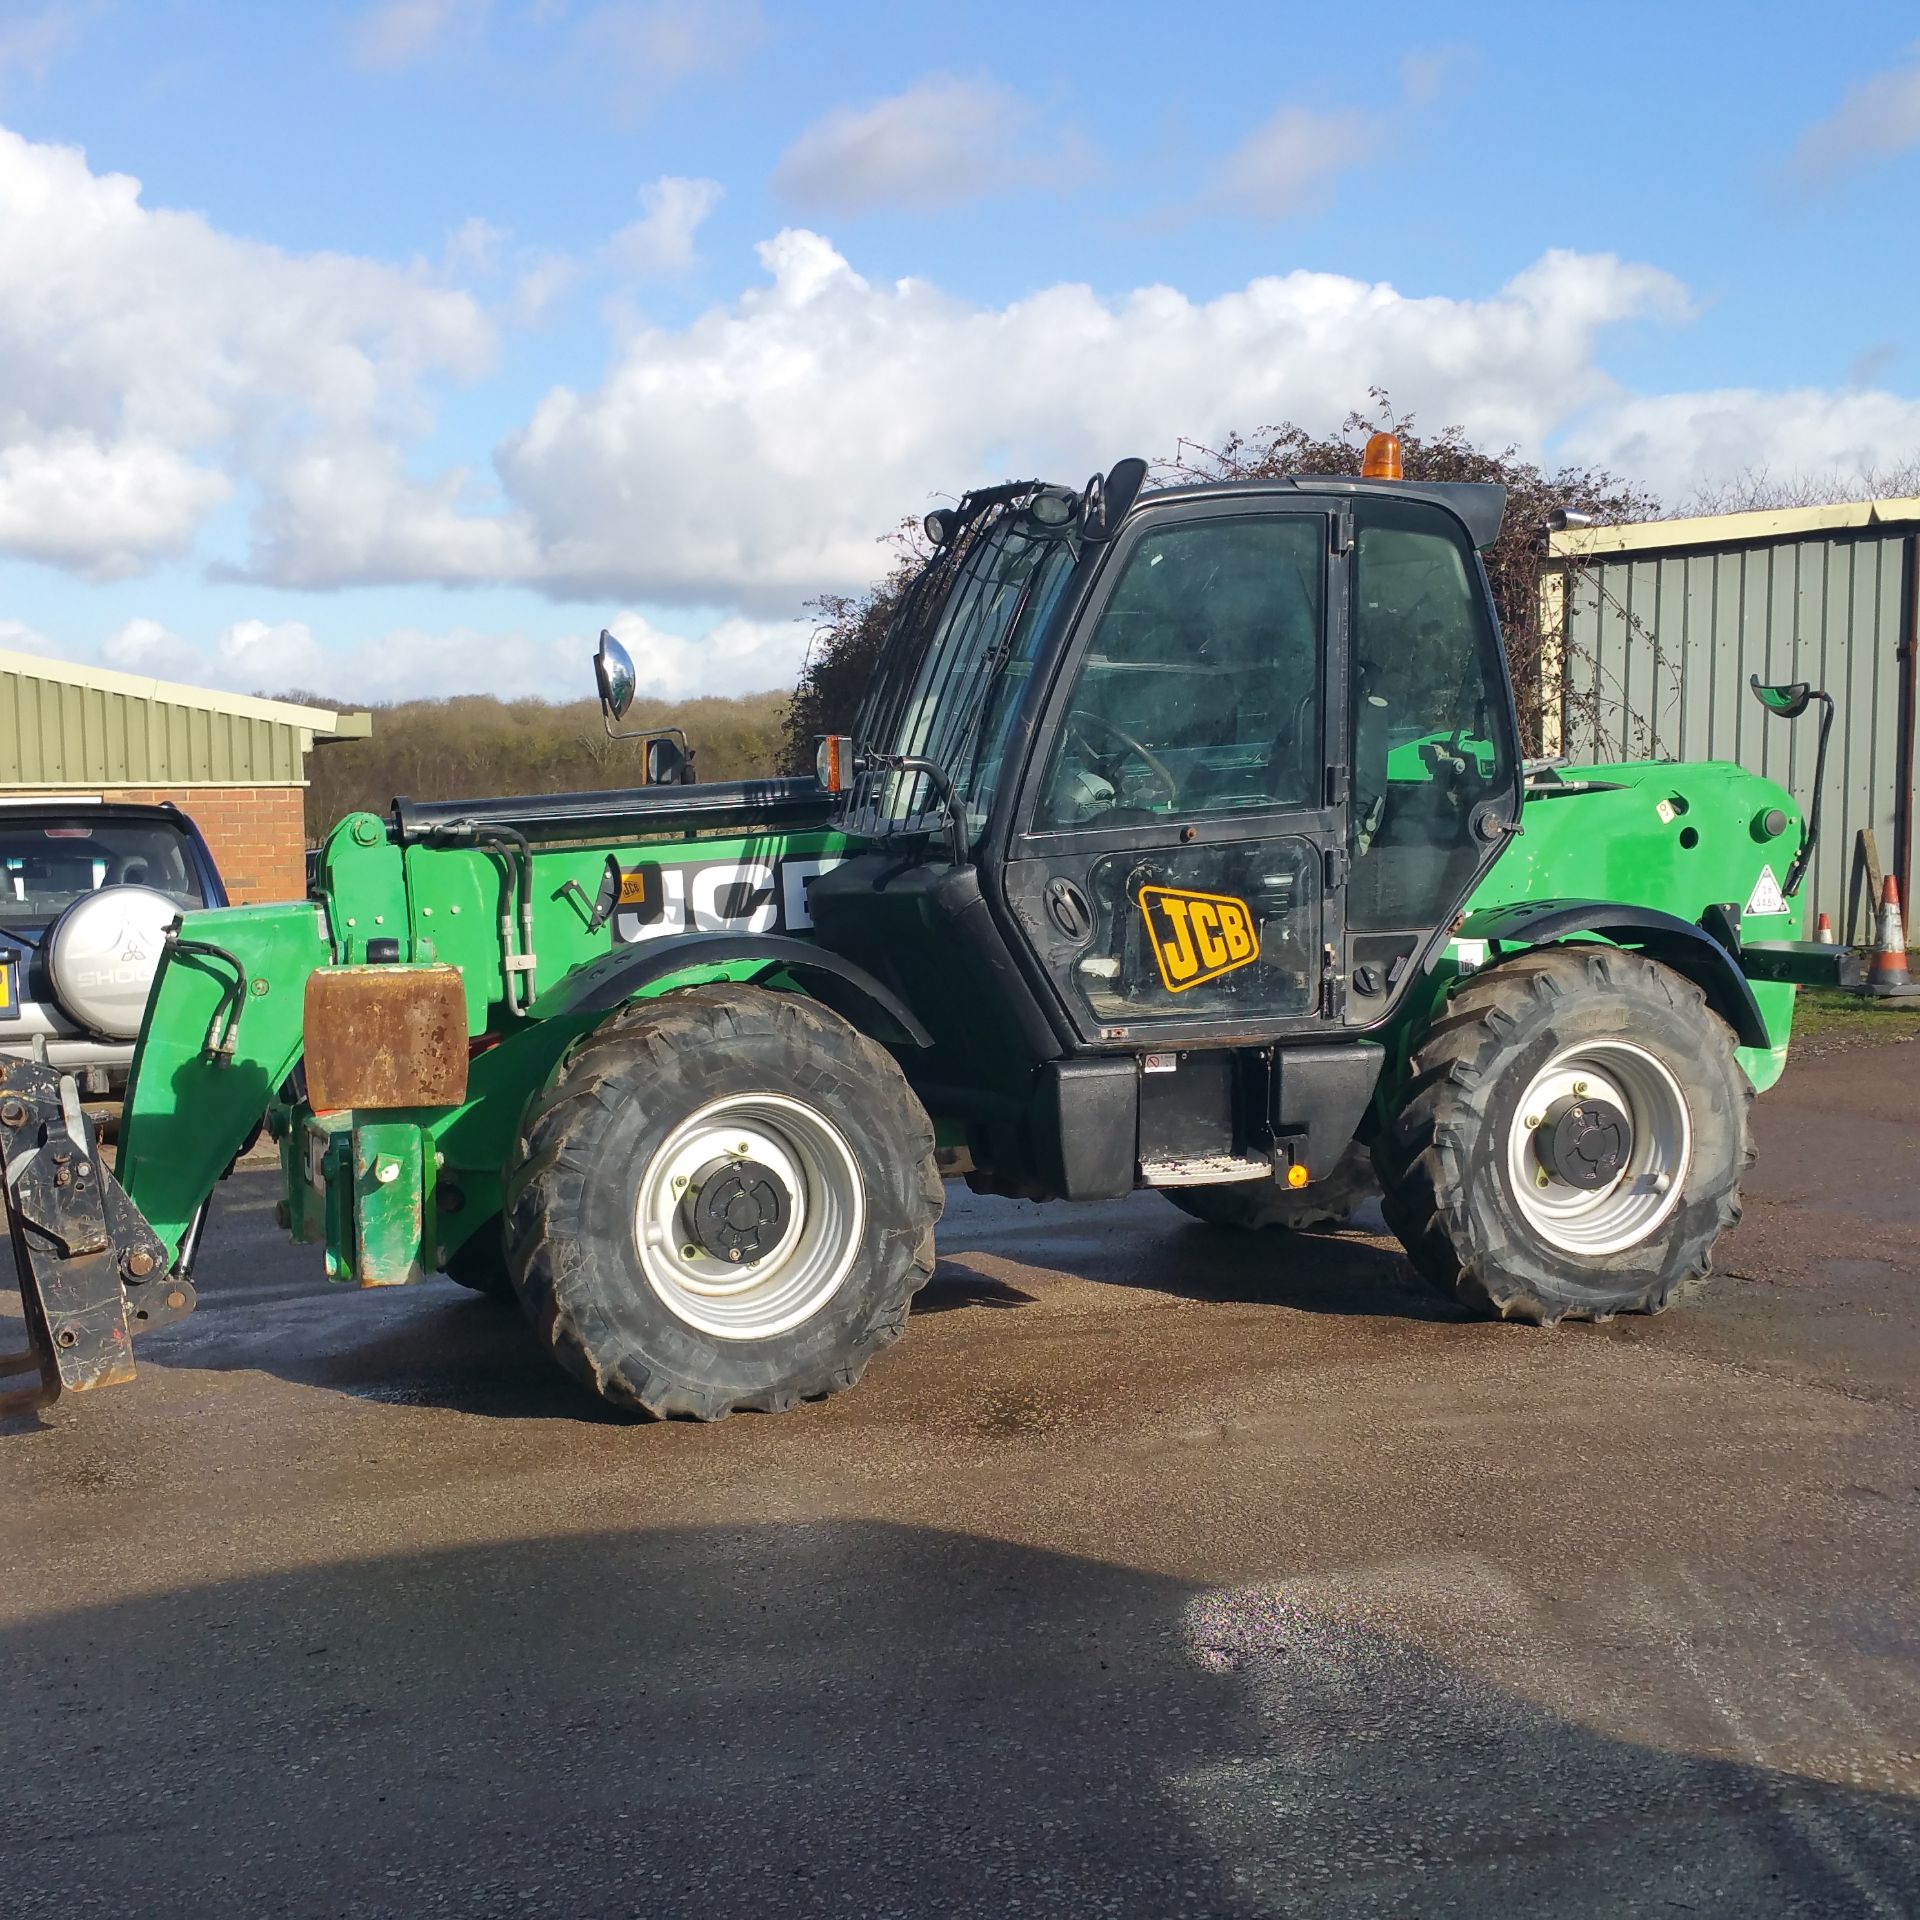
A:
[{"xmin": 1139, "ymin": 1153, "xmax": 1271, "ymax": 1188}]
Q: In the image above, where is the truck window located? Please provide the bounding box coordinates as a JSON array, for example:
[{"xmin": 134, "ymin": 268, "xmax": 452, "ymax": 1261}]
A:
[
  {"xmin": 1036, "ymin": 514, "xmax": 1324, "ymax": 829},
  {"xmin": 0, "ymin": 817, "xmax": 206, "ymax": 927}
]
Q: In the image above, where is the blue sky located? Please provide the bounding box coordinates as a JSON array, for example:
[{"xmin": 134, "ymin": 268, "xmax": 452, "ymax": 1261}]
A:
[{"xmin": 1, "ymin": 0, "xmax": 1916, "ymax": 704}]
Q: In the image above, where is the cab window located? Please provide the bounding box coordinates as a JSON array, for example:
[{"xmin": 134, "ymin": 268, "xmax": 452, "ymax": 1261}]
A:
[
  {"xmin": 1035, "ymin": 515, "xmax": 1324, "ymax": 831},
  {"xmin": 1348, "ymin": 499, "xmax": 1513, "ymax": 930}
]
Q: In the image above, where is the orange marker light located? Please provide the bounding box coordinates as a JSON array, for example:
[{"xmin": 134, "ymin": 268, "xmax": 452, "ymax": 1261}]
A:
[
  {"xmin": 1361, "ymin": 431, "xmax": 1403, "ymax": 480},
  {"xmin": 1286, "ymin": 1163, "xmax": 1310, "ymax": 1189}
]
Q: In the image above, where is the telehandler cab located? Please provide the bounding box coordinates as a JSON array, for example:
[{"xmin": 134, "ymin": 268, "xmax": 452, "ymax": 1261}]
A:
[{"xmin": 0, "ymin": 437, "xmax": 1854, "ymax": 1419}]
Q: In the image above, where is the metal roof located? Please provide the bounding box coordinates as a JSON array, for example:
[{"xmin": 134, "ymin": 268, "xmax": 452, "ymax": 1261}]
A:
[
  {"xmin": 0, "ymin": 647, "xmax": 371, "ymax": 790},
  {"xmin": 1550, "ymin": 497, "xmax": 1920, "ymax": 560}
]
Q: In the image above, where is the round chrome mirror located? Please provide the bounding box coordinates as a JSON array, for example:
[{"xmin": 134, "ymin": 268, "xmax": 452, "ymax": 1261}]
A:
[{"xmin": 594, "ymin": 629, "xmax": 636, "ymax": 722}]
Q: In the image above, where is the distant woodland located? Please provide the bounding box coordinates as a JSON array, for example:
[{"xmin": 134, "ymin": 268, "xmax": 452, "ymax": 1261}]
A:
[{"xmin": 298, "ymin": 689, "xmax": 790, "ymax": 842}]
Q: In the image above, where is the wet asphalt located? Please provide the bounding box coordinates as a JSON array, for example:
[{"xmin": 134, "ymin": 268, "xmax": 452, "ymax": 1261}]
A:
[{"xmin": 2, "ymin": 1034, "xmax": 1917, "ymax": 1917}]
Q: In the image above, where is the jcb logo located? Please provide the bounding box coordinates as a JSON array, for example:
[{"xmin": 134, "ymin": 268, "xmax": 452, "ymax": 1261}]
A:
[{"xmin": 1139, "ymin": 885, "xmax": 1258, "ymax": 992}]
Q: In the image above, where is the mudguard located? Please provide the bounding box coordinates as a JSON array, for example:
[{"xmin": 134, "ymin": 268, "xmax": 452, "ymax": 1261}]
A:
[
  {"xmin": 530, "ymin": 933, "xmax": 934, "ymax": 1049},
  {"xmin": 1454, "ymin": 899, "xmax": 1770, "ymax": 1050}
]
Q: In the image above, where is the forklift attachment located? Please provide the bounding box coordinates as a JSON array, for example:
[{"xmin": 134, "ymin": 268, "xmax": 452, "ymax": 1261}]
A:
[{"xmin": 0, "ymin": 1057, "xmax": 183, "ymax": 1415}]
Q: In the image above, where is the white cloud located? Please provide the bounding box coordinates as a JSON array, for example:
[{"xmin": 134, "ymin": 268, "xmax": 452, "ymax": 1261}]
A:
[
  {"xmin": 1210, "ymin": 103, "xmax": 1377, "ymax": 221},
  {"xmin": 240, "ymin": 440, "xmax": 534, "ymax": 589},
  {"xmin": 444, "ymin": 214, "xmax": 508, "ymax": 277},
  {"xmin": 349, "ymin": 0, "xmax": 485, "ymax": 71},
  {"xmin": 102, "ymin": 614, "xmax": 326, "ymax": 688},
  {"xmin": 0, "ymin": 617, "xmax": 54, "ymax": 656},
  {"xmin": 607, "ymin": 175, "xmax": 723, "ymax": 277},
  {"xmin": 1788, "ymin": 49, "xmax": 1920, "ymax": 186},
  {"xmin": 773, "ymin": 75, "xmax": 1062, "ymax": 214},
  {"xmin": 567, "ymin": 0, "xmax": 763, "ymax": 119},
  {"xmin": 67, "ymin": 610, "xmax": 802, "ymax": 703},
  {"xmin": 494, "ymin": 234, "xmax": 1686, "ymax": 609},
  {"xmin": 214, "ymin": 617, "xmax": 326, "ymax": 687},
  {"xmin": 0, "ymin": 122, "xmax": 492, "ymax": 577},
  {"xmin": 0, "ymin": 4, "xmax": 85, "ymax": 90},
  {"xmin": 102, "ymin": 615, "xmax": 197, "ymax": 678},
  {"xmin": 1207, "ymin": 52, "xmax": 1460, "ymax": 222},
  {"xmin": 0, "ymin": 432, "xmax": 228, "ymax": 577},
  {"xmin": 1562, "ymin": 386, "xmax": 1920, "ymax": 501}
]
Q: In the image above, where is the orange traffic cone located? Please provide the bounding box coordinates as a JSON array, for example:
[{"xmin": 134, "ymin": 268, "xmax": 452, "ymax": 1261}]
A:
[
  {"xmin": 1814, "ymin": 911, "xmax": 1836, "ymax": 944},
  {"xmin": 1866, "ymin": 877, "xmax": 1915, "ymax": 996}
]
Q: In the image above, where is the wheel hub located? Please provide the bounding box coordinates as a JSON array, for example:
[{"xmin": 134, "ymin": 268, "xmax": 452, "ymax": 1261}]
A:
[
  {"xmin": 688, "ymin": 1157, "xmax": 791, "ymax": 1265},
  {"xmin": 635, "ymin": 1094, "xmax": 867, "ymax": 1341},
  {"xmin": 1504, "ymin": 1041, "xmax": 1692, "ymax": 1258},
  {"xmin": 1536, "ymin": 1094, "xmax": 1631, "ymax": 1189}
]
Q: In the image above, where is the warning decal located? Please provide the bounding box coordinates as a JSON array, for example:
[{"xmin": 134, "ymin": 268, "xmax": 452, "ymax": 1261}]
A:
[
  {"xmin": 1745, "ymin": 864, "xmax": 1789, "ymax": 917},
  {"xmin": 1139, "ymin": 885, "xmax": 1259, "ymax": 992}
]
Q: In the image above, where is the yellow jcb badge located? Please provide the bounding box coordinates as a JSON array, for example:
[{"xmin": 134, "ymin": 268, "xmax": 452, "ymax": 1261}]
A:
[{"xmin": 1139, "ymin": 885, "xmax": 1258, "ymax": 992}]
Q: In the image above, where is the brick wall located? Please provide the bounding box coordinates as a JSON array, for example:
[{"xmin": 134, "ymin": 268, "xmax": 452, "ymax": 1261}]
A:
[{"xmin": 104, "ymin": 786, "xmax": 307, "ymax": 904}]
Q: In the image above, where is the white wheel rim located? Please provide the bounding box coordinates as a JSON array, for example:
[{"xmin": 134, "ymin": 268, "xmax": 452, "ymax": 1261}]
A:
[
  {"xmin": 635, "ymin": 1093, "xmax": 866, "ymax": 1341},
  {"xmin": 1505, "ymin": 1040, "xmax": 1691, "ymax": 1257}
]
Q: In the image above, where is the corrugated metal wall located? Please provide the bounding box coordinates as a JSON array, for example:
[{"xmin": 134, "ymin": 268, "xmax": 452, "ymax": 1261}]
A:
[
  {"xmin": 0, "ymin": 667, "xmax": 307, "ymax": 787},
  {"xmin": 1559, "ymin": 529, "xmax": 1915, "ymax": 938}
]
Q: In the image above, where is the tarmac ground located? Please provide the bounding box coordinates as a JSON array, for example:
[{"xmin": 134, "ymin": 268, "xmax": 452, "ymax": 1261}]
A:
[{"xmin": 3, "ymin": 1032, "xmax": 1917, "ymax": 1916}]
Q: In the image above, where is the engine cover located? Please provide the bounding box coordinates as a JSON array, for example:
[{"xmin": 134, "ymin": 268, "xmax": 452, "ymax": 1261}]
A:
[{"xmin": 46, "ymin": 885, "xmax": 181, "ymax": 1039}]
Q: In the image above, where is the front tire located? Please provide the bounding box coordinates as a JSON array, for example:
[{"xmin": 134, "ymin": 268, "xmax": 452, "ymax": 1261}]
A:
[
  {"xmin": 1376, "ymin": 948, "xmax": 1752, "ymax": 1323},
  {"xmin": 505, "ymin": 987, "xmax": 942, "ymax": 1419}
]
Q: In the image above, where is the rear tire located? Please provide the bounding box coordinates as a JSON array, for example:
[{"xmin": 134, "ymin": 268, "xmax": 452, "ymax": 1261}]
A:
[
  {"xmin": 1162, "ymin": 1140, "xmax": 1377, "ymax": 1232},
  {"xmin": 1375, "ymin": 947, "xmax": 1752, "ymax": 1323},
  {"xmin": 505, "ymin": 987, "xmax": 942, "ymax": 1419}
]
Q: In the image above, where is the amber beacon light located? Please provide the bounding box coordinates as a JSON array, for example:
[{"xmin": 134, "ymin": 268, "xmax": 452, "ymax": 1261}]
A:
[{"xmin": 1361, "ymin": 431, "xmax": 1404, "ymax": 480}]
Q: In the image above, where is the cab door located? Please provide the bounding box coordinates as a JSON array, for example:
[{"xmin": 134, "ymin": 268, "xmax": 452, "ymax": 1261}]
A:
[{"xmin": 998, "ymin": 501, "xmax": 1349, "ymax": 1048}]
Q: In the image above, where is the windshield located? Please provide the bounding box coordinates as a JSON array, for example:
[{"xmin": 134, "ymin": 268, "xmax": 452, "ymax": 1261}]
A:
[
  {"xmin": 0, "ymin": 815, "xmax": 206, "ymax": 928},
  {"xmin": 851, "ymin": 508, "xmax": 1080, "ymax": 842}
]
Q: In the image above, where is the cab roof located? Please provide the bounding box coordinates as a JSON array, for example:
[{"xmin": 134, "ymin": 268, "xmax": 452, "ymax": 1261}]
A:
[{"xmin": 1131, "ymin": 474, "xmax": 1507, "ymax": 551}]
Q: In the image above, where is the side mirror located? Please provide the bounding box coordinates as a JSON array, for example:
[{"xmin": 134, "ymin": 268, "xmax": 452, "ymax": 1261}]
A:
[
  {"xmin": 595, "ymin": 629, "xmax": 636, "ymax": 723},
  {"xmin": 1749, "ymin": 674, "xmax": 1812, "ymax": 720},
  {"xmin": 644, "ymin": 734, "xmax": 687, "ymax": 786}
]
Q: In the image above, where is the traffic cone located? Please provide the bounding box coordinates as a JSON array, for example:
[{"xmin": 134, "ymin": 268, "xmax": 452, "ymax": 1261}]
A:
[
  {"xmin": 1814, "ymin": 911, "xmax": 1836, "ymax": 944},
  {"xmin": 1866, "ymin": 876, "xmax": 1915, "ymax": 996}
]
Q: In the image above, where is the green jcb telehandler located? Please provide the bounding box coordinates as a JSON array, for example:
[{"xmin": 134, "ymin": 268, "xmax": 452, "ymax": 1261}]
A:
[{"xmin": 0, "ymin": 436, "xmax": 1860, "ymax": 1420}]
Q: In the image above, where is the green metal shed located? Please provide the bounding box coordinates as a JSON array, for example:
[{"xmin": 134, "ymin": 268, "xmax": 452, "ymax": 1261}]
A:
[{"xmin": 1547, "ymin": 499, "xmax": 1919, "ymax": 941}]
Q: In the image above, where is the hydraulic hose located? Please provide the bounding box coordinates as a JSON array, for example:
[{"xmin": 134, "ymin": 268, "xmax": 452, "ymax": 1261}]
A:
[
  {"xmin": 164, "ymin": 926, "xmax": 251, "ymax": 1058},
  {"xmin": 428, "ymin": 822, "xmax": 536, "ymax": 1015}
]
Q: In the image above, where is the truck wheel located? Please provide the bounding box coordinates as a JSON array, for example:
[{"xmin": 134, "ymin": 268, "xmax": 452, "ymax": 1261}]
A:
[
  {"xmin": 505, "ymin": 986, "xmax": 942, "ymax": 1419},
  {"xmin": 1162, "ymin": 1141, "xmax": 1377, "ymax": 1232},
  {"xmin": 1376, "ymin": 948, "xmax": 1752, "ymax": 1323}
]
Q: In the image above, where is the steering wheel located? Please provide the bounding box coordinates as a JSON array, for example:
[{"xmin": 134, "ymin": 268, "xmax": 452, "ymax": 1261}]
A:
[{"xmin": 1065, "ymin": 711, "xmax": 1180, "ymax": 808}]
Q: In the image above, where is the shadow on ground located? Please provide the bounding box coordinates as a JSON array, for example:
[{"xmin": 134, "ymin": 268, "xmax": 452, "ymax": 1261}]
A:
[
  {"xmin": 0, "ymin": 1169, "xmax": 1464, "ymax": 1430},
  {"xmin": 1, "ymin": 1520, "xmax": 1913, "ymax": 1918}
]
